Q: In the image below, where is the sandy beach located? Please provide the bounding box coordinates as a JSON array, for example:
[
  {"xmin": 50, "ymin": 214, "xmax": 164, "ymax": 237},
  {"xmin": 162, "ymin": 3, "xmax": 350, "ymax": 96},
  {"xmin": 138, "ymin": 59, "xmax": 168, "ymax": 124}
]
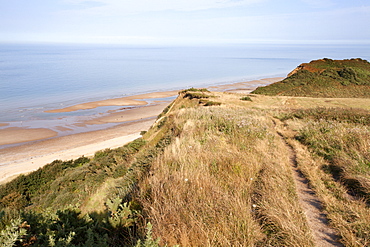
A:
[
  {"xmin": 0, "ymin": 77, "xmax": 282, "ymax": 184},
  {"xmin": 0, "ymin": 119, "xmax": 156, "ymax": 184}
]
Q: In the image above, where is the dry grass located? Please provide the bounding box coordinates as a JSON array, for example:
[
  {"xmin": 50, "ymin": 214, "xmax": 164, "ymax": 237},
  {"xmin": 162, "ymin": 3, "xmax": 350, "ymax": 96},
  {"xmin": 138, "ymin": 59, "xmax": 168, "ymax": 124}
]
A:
[
  {"xmin": 140, "ymin": 99, "xmax": 314, "ymax": 246},
  {"xmin": 252, "ymin": 135, "xmax": 314, "ymax": 247},
  {"xmin": 3, "ymin": 88, "xmax": 368, "ymax": 245},
  {"xmin": 276, "ymin": 107, "xmax": 370, "ymax": 246},
  {"xmin": 288, "ymin": 138, "xmax": 370, "ymax": 246},
  {"xmin": 246, "ymin": 94, "xmax": 370, "ymax": 111},
  {"xmin": 143, "ymin": 107, "xmax": 264, "ymax": 246},
  {"xmin": 139, "ymin": 92, "xmax": 370, "ymax": 246}
]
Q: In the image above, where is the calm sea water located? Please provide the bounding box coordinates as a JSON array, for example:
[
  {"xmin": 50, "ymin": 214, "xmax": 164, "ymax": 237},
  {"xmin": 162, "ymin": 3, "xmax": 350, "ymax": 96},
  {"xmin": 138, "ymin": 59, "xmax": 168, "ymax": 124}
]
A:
[{"xmin": 0, "ymin": 43, "xmax": 369, "ymax": 123}]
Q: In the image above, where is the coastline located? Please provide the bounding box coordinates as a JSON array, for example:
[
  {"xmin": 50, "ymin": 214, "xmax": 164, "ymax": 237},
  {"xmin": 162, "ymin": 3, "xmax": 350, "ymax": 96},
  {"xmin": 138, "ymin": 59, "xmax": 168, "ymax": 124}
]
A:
[
  {"xmin": 0, "ymin": 91, "xmax": 179, "ymax": 148},
  {"xmin": 0, "ymin": 77, "xmax": 283, "ymax": 184},
  {"xmin": 0, "ymin": 118, "xmax": 155, "ymax": 184},
  {"xmin": 44, "ymin": 90, "xmax": 179, "ymax": 113}
]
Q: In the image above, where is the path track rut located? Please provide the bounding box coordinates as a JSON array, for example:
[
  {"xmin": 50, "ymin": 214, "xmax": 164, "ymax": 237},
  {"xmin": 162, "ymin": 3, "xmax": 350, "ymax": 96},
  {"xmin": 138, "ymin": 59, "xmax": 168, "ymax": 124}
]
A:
[{"xmin": 277, "ymin": 130, "xmax": 343, "ymax": 247}]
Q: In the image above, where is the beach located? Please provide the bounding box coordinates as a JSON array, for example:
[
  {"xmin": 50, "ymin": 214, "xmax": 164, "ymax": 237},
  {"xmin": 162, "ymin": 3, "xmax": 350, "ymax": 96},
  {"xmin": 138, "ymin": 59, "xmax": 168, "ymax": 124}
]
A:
[{"xmin": 0, "ymin": 77, "xmax": 283, "ymax": 184}]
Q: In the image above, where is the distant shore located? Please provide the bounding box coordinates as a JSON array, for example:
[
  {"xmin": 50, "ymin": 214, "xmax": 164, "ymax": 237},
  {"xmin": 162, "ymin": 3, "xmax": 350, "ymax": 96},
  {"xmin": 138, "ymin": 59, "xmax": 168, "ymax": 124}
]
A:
[
  {"xmin": 0, "ymin": 91, "xmax": 179, "ymax": 147},
  {"xmin": 0, "ymin": 77, "xmax": 283, "ymax": 184}
]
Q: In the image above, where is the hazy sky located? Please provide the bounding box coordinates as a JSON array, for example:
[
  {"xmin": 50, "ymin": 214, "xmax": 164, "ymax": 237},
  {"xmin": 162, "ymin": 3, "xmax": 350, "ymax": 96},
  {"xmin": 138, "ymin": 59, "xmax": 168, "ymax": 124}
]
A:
[{"xmin": 1, "ymin": 0, "xmax": 369, "ymax": 45}]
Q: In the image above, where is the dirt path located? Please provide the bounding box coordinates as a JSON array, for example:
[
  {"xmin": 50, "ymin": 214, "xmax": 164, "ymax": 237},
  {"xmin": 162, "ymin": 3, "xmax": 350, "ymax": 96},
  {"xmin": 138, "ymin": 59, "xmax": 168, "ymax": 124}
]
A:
[{"xmin": 277, "ymin": 131, "xmax": 343, "ymax": 247}]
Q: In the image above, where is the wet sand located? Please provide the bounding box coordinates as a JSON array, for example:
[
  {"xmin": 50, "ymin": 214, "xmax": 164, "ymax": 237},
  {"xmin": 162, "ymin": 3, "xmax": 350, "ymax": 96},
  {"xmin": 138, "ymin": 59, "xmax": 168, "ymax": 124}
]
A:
[
  {"xmin": 0, "ymin": 127, "xmax": 58, "ymax": 146},
  {"xmin": 0, "ymin": 91, "xmax": 178, "ymax": 147},
  {"xmin": 45, "ymin": 91, "xmax": 179, "ymax": 113},
  {"xmin": 0, "ymin": 77, "xmax": 282, "ymax": 184}
]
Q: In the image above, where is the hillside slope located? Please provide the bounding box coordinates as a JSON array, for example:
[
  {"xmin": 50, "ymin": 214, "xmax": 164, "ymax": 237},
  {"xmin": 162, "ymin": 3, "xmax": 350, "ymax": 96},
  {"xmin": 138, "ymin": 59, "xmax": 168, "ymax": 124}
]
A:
[
  {"xmin": 0, "ymin": 89, "xmax": 369, "ymax": 246},
  {"xmin": 253, "ymin": 58, "xmax": 370, "ymax": 97}
]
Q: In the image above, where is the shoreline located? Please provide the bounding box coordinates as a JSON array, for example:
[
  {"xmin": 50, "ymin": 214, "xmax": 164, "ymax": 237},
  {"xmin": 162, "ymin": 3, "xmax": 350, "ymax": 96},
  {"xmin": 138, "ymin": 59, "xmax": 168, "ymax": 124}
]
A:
[
  {"xmin": 0, "ymin": 118, "xmax": 156, "ymax": 184},
  {"xmin": 44, "ymin": 90, "xmax": 179, "ymax": 113},
  {"xmin": 0, "ymin": 77, "xmax": 283, "ymax": 184},
  {"xmin": 0, "ymin": 92, "xmax": 179, "ymax": 148}
]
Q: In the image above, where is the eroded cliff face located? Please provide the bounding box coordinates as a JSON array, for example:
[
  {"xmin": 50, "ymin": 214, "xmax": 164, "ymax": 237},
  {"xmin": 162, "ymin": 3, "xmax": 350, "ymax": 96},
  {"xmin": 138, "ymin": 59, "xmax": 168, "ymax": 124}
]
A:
[
  {"xmin": 252, "ymin": 58, "xmax": 370, "ymax": 98},
  {"xmin": 287, "ymin": 64, "xmax": 305, "ymax": 77},
  {"xmin": 287, "ymin": 58, "xmax": 369, "ymax": 77},
  {"xmin": 287, "ymin": 60, "xmax": 326, "ymax": 77}
]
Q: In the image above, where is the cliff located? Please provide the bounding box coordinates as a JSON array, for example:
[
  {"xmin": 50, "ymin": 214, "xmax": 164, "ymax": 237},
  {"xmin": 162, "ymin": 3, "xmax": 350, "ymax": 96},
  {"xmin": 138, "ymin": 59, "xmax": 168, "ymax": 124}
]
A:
[
  {"xmin": 1, "ymin": 78, "xmax": 369, "ymax": 246},
  {"xmin": 253, "ymin": 58, "xmax": 370, "ymax": 97}
]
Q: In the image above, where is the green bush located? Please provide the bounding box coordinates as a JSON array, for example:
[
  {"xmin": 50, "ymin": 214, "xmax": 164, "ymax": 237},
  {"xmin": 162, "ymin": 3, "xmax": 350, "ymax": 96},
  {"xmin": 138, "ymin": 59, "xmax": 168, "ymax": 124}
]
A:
[
  {"xmin": 183, "ymin": 92, "xmax": 210, "ymax": 100},
  {"xmin": 202, "ymin": 100, "xmax": 221, "ymax": 106},
  {"xmin": 240, "ymin": 96, "xmax": 252, "ymax": 101},
  {"xmin": 0, "ymin": 214, "xmax": 27, "ymax": 247},
  {"xmin": 180, "ymin": 87, "xmax": 209, "ymax": 93}
]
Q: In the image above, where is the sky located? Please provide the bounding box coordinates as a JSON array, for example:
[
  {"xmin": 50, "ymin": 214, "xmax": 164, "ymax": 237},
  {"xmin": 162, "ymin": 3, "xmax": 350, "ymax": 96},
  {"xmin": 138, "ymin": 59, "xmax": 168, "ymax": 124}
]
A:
[{"xmin": 0, "ymin": 0, "xmax": 369, "ymax": 45}]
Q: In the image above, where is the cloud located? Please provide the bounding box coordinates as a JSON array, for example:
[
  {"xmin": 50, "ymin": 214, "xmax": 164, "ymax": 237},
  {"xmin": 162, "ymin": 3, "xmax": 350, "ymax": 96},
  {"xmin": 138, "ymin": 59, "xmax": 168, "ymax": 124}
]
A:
[
  {"xmin": 62, "ymin": 0, "xmax": 264, "ymax": 15},
  {"xmin": 300, "ymin": 0, "xmax": 335, "ymax": 8}
]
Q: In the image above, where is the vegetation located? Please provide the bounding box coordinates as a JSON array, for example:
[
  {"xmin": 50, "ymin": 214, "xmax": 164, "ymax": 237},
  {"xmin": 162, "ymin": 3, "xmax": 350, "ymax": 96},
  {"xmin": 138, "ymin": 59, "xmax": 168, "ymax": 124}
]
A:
[
  {"xmin": 240, "ymin": 96, "xmax": 253, "ymax": 101},
  {"xmin": 0, "ymin": 135, "xmax": 173, "ymax": 246},
  {"xmin": 278, "ymin": 107, "xmax": 370, "ymax": 125},
  {"xmin": 0, "ymin": 91, "xmax": 316, "ymax": 246},
  {"xmin": 1, "ymin": 59, "xmax": 370, "ymax": 246},
  {"xmin": 140, "ymin": 106, "xmax": 314, "ymax": 246},
  {"xmin": 275, "ymin": 106, "xmax": 370, "ymax": 246},
  {"xmin": 253, "ymin": 58, "xmax": 370, "ymax": 98},
  {"xmin": 277, "ymin": 107, "xmax": 370, "ymax": 202},
  {"xmin": 179, "ymin": 87, "xmax": 209, "ymax": 93}
]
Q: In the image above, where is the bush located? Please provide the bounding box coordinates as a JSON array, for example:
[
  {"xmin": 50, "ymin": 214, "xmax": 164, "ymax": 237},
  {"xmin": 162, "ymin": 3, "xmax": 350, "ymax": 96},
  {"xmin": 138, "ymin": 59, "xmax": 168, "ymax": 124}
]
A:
[
  {"xmin": 202, "ymin": 100, "xmax": 221, "ymax": 106},
  {"xmin": 240, "ymin": 96, "xmax": 252, "ymax": 101},
  {"xmin": 183, "ymin": 92, "xmax": 210, "ymax": 100},
  {"xmin": 180, "ymin": 88, "xmax": 209, "ymax": 93},
  {"xmin": 338, "ymin": 67, "xmax": 358, "ymax": 81}
]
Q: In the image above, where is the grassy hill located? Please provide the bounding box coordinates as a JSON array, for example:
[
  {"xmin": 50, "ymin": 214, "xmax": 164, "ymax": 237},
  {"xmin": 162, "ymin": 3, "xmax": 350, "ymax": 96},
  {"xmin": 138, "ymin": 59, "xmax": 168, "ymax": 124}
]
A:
[
  {"xmin": 253, "ymin": 58, "xmax": 370, "ymax": 97},
  {"xmin": 0, "ymin": 88, "xmax": 369, "ymax": 246}
]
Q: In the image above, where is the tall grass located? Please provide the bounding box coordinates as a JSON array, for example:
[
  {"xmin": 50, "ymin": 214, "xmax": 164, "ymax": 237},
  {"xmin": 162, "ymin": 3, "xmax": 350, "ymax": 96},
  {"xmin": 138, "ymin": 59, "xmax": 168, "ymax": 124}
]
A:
[
  {"xmin": 140, "ymin": 105, "xmax": 314, "ymax": 246},
  {"xmin": 295, "ymin": 117, "xmax": 370, "ymax": 201},
  {"xmin": 289, "ymin": 137, "xmax": 370, "ymax": 246},
  {"xmin": 278, "ymin": 107, "xmax": 370, "ymax": 246}
]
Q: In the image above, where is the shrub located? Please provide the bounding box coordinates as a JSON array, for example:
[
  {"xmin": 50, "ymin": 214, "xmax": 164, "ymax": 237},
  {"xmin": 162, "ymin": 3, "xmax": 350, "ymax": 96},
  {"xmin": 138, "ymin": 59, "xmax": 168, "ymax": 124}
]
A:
[
  {"xmin": 183, "ymin": 92, "xmax": 210, "ymax": 100},
  {"xmin": 240, "ymin": 96, "xmax": 252, "ymax": 101},
  {"xmin": 0, "ymin": 214, "xmax": 27, "ymax": 246},
  {"xmin": 180, "ymin": 88, "xmax": 209, "ymax": 93},
  {"xmin": 338, "ymin": 67, "xmax": 358, "ymax": 81},
  {"xmin": 201, "ymin": 100, "xmax": 221, "ymax": 106}
]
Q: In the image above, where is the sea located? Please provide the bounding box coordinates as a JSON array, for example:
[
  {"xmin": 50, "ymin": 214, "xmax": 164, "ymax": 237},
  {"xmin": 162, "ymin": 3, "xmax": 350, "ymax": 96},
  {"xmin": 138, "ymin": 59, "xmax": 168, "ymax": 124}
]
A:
[{"xmin": 0, "ymin": 43, "xmax": 369, "ymax": 126}]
